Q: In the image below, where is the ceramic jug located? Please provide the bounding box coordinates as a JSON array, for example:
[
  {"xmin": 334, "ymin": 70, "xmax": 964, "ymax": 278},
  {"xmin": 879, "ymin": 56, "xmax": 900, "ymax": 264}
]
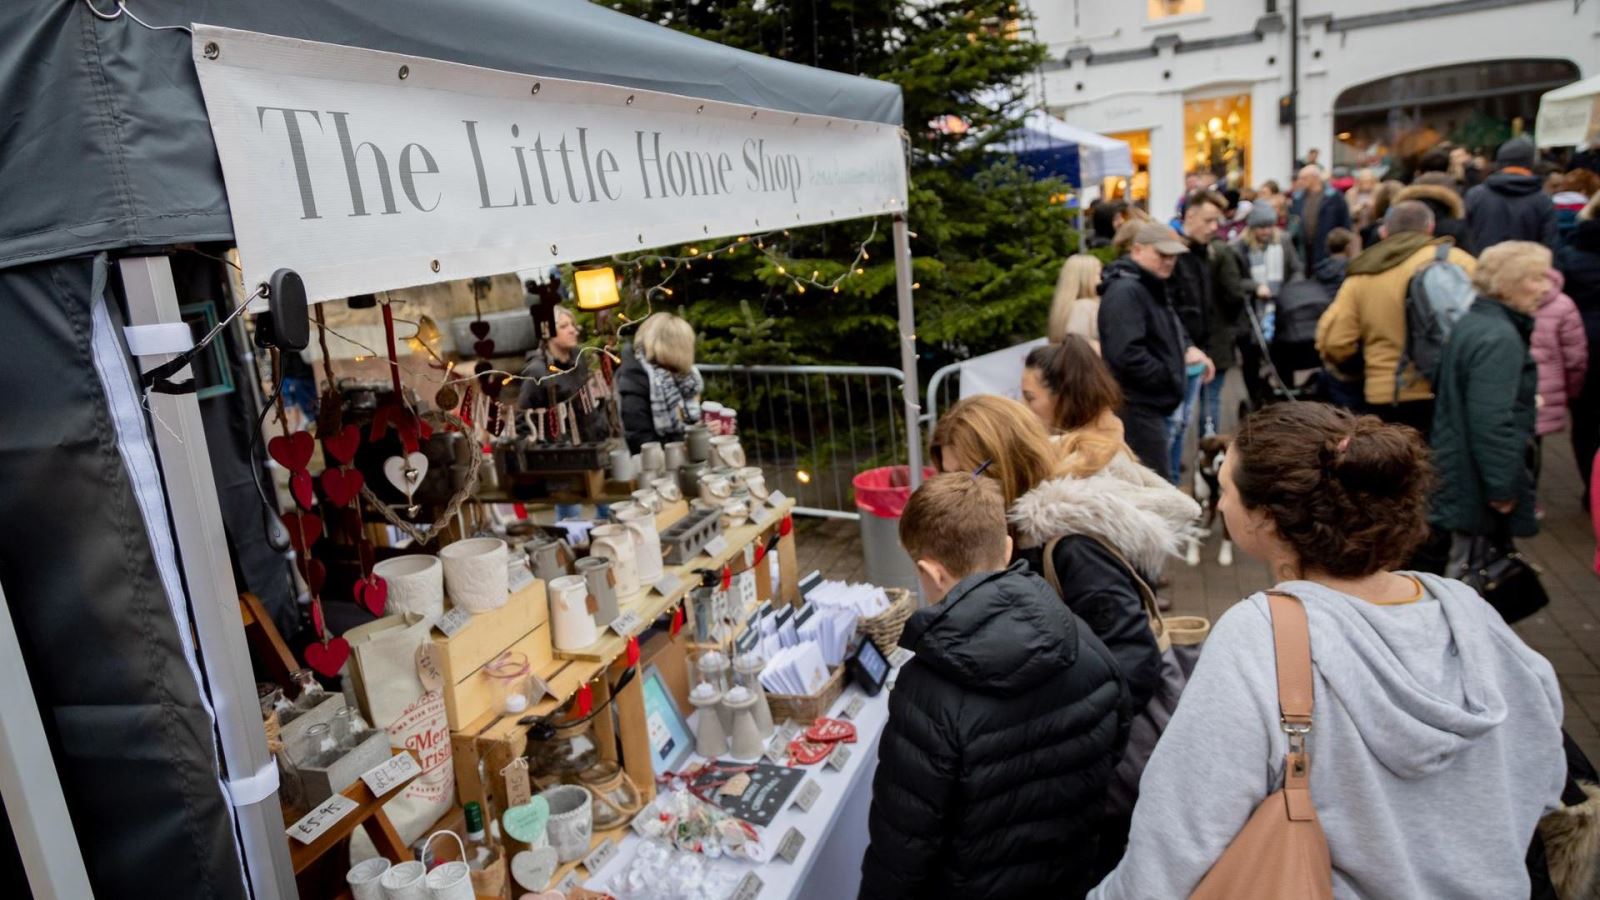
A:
[
  {"xmin": 613, "ymin": 504, "xmax": 664, "ymax": 586},
  {"xmin": 678, "ymin": 461, "xmax": 708, "ymax": 498},
  {"xmin": 589, "ymin": 524, "xmax": 641, "ymax": 599},
  {"xmin": 574, "ymin": 556, "xmax": 619, "ymax": 624},
  {"xmin": 547, "ymin": 575, "xmax": 598, "ymax": 651},
  {"xmin": 526, "ymin": 536, "xmax": 573, "ymax": 583},
  {"xmin": 709, "ymin": 435, "xmax": 746, "ymax": 469}
]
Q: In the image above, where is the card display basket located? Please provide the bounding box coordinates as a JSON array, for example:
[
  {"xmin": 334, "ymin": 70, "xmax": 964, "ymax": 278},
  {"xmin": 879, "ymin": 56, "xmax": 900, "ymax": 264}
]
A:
[
  {"xmin": 857, "ymin": 587, "xmax": 914, "ymax": 657},
  {"xmin": 660, "ymin": 507, "xmax": 724, "ymax": 564},
  {"xmin": 765, "ymin": 665, "xmax": 845, "ymax": 724}
]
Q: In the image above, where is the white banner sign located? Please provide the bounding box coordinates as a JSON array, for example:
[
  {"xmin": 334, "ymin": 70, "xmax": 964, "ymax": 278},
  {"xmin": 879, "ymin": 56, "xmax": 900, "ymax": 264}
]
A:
[
  {"xmin": 191, "ymin": 26, "xmax": 908, "ymax": 304},
  {"xmin": 958, "ymin": 338, "xmax": 1048, "ymax": 402}
]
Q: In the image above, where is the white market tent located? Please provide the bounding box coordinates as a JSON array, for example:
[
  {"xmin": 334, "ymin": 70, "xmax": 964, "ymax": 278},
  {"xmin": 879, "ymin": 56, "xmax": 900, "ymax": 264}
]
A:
[
  {"xmin": 1536, "ymin": 72, "xmax": 1600, "ymax": 148},
  {"xmin": 0, "ymin": 2, "xmax": 915, "ymax": 897}
]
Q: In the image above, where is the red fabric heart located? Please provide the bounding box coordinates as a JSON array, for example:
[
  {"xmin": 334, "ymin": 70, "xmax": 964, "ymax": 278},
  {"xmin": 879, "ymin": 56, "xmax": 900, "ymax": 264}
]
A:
[
  {"xmin": 280, "ymin": 512, "xmax": 322, "ymax": 553},
  {"xmin": 310, "ymin": 599, "xmax": 326, "ymax": 639},
  {"xmin": 355, "ymin": 575, "xmax": 388, "ymax": 617},
  {"xmin": 720, "ymin": 566, "xmax": 732, "ymax": 592},
  {"xmin": 267, "ymin": 431, "xmax": 314, "ymax": 471},
  {"xmin": 473, "ymin": 339, "xmax": 497, "ymax": 359},
  {"xmin": 787, "ymin": 738, "xmax": 832, "ymax": 766},
  {"xmin": 322, "ymin": 424, "xmax": 361, "ymax": 466},
  {"xmin": 302, "ymin": 558, "xmax": 327, "ymax": 596},
  {"xmin": 575, "ymin": 683, "xmax": 594, "ymax": 718},
  {"xmin": 670, "ymin": 605, "xmax": 684, "ymax": 638},
  {"xmin": 754, "ymin": 543, "xmax": 768, "ymax": 565},
  {"xmin": 469, "ymin": 320, "xmax": 492, "ymax": 339},
  {"xmin": 290, "ymin": 470, "xmax": 316, "ymax": 510},
  {"xmin": 805, "ymin": 718, "xmax": 857, "ymax": 744},
  {"xmin": 626, "ymin": 636, "xmax": 640, "ymax": 667},
  {"xmin": 304, "ymin": 637, "xmax": 351, "ymax": 677},
  {"xmin": 321, "ymin": 467, "xmax": 364, "ymax": 506},
  {"xmin": 779, "ymin": 515, "xmax": 794, "ymax": 537}
]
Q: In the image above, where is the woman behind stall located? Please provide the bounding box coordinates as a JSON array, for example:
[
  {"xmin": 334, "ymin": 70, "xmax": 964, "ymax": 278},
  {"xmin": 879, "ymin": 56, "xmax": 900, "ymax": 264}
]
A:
[
  {"xmin": 1047, "ymin": 254, "xmax": 1105, "ymax": 350},
  {"xmin": 931, "ymin": 395, "xmax": 1198, "ymax": 874},
  {"xmin": 1022, "ymin": 336, "xmax": 1136, "ymax": 478},
  {"xmin": 1090, "ymin": 403, "xmax": 1566, "ymax": 899},
  {"xmin": 614, "ymin": 312, "xmax": 702, "ymax": 453},
  {"xmin": 516, "ymin": 305, "xmax": 610, "ymax": 443}
]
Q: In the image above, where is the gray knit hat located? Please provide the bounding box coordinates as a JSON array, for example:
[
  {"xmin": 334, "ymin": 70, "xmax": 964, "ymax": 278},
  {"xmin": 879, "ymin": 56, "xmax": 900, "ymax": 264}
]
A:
[
  {"xmin": 1247, "ymin": 203, "xmax": 1278, "ymax": 227},
  {"xmin": 1496, "ymin": 137, "xmax": 1535, "ymax": 168}
]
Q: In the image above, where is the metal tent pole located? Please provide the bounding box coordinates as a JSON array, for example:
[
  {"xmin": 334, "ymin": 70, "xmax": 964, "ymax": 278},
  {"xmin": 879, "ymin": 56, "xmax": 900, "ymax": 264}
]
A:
[
  {"xmin": 118, "ymin": 256, "xmax": 295, "ymax": 900},
  {"xmin": 891, "ymin": 214, "xmax": 924, "ymax": 489},
  {"xmin": 0, "ymin": 581, "xmax": 96, "ymax": 900}
]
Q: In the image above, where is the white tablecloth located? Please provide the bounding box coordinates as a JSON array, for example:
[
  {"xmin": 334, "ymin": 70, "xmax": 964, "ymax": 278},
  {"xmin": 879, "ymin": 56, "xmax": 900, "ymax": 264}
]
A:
[{"xmin": 586, "ymin": 684, "xmax": 890, "ymax": 899}]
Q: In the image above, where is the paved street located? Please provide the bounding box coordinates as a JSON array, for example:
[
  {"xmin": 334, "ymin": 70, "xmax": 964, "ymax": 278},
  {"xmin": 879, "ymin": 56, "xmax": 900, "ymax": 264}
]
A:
[{"xmin": 799, "ymin": 427, "xmax": 1600, "ymax": 762}]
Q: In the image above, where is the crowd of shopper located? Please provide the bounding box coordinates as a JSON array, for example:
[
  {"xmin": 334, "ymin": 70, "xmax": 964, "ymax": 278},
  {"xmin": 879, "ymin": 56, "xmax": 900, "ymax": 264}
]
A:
[{"xmin": 862, "ymin": 135, "xmax": 1600, "ymax": 899}]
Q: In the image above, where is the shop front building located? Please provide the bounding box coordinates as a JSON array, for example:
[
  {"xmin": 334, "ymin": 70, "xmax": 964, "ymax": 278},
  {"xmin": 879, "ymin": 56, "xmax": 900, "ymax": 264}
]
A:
[{"xmin": 1028, "ymin": 0, "xmax": 1597, "ymax": 218}]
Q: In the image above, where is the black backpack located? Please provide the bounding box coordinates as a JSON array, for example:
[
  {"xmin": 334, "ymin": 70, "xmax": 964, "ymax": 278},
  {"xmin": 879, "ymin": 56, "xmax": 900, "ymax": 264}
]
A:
[{"xmin": 1272, "ymin": 278, "xmax": 1333, "ymax": 346}]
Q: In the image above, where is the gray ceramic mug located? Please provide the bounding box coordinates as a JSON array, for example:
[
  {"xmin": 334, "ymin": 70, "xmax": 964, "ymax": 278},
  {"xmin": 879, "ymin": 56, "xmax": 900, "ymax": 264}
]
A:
[
  {"xmin": 685, "ymin": 424, "xmax": 712, "ymax": 464},
  {"xmin": 575, "ymin": 555, "xmax": 619, "ymax": 624},
  {"xmin": 527, "ymin": 536, "xmax": 573, "ymax": 582}
]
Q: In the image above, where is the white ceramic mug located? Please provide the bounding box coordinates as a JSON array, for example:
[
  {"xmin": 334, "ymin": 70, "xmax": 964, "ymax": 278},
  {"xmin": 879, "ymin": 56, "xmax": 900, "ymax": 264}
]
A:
[
  {"xmin": 439, "ymin": 538, "xmax": 509, "ymax": 614},
  {"xmin": 698, "ymin": 473, "xmax": 732, "ymax": 505},
  {"xmin": 664, "ymin": 441, "xmax": 687, "ymax": 471},
  {"xmin": 379, "ymin": 860, "xmax": 428, "ymax": 900},
  {"xmin": 609, "ymin": 449, "xmax": 635, "ymax": 482},
  {"xmin": 347, "ymin": 857, "xmax": 391, "ymax": 900},
  {"xmin": 589, "ymin": 524, "xmax": 641, "ymax": 599},
  {"xmin": 652, "ymin": 476, "xmax": 682, "ymax": 503},
  {"xmin": 733, "ymin": 466, "xmax": 768, "ymax": 501},
  {"xmin": 709, "ymin": 435, "xmax": 746, "ymax": 469},
  {"xmin": 614, "ymin": 504, "xmax": 664, "ymax": 586},
  {"xmin": 548, "ymin": 575, "xmax": 598, "ymax": 650},
  {"xmin": 640, "ymin": 441, "xmax": 666, "ymax": 477},
  {"xmin": 372, "ymin": 555, "xmax": 443, "ymax": 619},
  {"xmin": 539, "ymin": 785, "xmax": 594, "ymax": 863}
]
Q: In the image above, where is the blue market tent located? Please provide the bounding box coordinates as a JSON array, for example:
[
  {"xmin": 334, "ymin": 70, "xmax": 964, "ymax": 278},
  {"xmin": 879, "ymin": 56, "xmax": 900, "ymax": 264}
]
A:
[{"xmin": 1004, "ymin": 111, "xmax": 1134, "ymax": 187}]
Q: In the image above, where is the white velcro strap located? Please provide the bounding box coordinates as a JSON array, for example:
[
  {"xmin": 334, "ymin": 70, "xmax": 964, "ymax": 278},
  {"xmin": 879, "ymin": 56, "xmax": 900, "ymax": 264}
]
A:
[
  {"xmin": 123, "ymin": 323, "xmax": 194, "ymax": 357},
  {"xmin": 224, "ymin": 760, "xmax": 281, "ymax": 807}
]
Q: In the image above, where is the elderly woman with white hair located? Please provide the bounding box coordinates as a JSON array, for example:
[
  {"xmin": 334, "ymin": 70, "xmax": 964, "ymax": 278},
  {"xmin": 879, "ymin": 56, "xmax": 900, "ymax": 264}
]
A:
[
  {"xmin": 1429, "ymin": 240, "xmax": 1551, "ymax": 569},
  {"xmin": 615, "ymin": 311, "xmax": 703, "ymax": 452}
]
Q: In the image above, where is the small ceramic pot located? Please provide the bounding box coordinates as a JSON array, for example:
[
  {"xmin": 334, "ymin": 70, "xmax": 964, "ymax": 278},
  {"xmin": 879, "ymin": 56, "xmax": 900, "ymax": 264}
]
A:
[
  {"xmin": 372, "ymin": 555, "xmax": 443, "ymax": 619},
  {"xmin": 547, "ymin": 575, "xmax": 598, "ymax": 651},
  {"xmin": 734, "ymin": 466, "xmax": 769, "ymax": 501},
  {"xmin": 575, "ymin": 556, "xmax": 619, "ymax": 624},
  {"xmin": 630, "ymin": 488, "xmax": 661, "ymax": 514},
  {"xmin": 678, "ymin": 460, "xmax": 708, "ymax": 497},
  {"xmin": 609, "ymin": 449, "xmax": 636, "ymax": 482},
  {"xmin": 439, "ymin": 538, "xmax": 509, "ymax": 614},
  {"xmin": 720, "ymin": 499, "xmax": 749, "ymax": 529},
  {"xmin": 539, "ymin": 785, "xmax": 594, "ymax": 863},
  {"xmin": 700, "ymin": 402, "xmax": 725, "ymax": 435},
  {"xmin": 640, "ymin": 441, "xmax": 666, "ymax": 478}
]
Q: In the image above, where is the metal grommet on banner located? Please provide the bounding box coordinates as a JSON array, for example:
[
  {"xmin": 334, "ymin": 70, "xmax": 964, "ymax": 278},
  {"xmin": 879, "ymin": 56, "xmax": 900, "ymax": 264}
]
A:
[
  {"xmin": 550, "ymin": 244, "xmax": 558, "ymax": 255},
  {"xmin": 626, "ymin": 95, "xmax": 634, "ymax": 106},
  {"xmin": 398, "ymin": 65, "xmax": 409, "ymax": 80},
  {"xmin": 430, "ymin": 259, "xmax": 440, "ymax": 273},
  {"xmin": 531, "ymin": 82, "xmax": 541, "ymax": 95},
  {"xmin": 203, "ymin": 42, "xmax": 219, "ymax": 60},
  {"xmin": 696, "ymin": 104, "xmax": 704, "ymax": 114}
]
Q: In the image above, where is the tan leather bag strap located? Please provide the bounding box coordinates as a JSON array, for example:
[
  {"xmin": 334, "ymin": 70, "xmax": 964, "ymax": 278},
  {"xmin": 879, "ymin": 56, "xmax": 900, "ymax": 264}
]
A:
[
  {"xmin": 1041, "ymin": 534, "xmax": 1170, "ymax": 652},
  {"xmin": 1266, "ymin": 591, "xmax": 1316, "ymax": 821}
]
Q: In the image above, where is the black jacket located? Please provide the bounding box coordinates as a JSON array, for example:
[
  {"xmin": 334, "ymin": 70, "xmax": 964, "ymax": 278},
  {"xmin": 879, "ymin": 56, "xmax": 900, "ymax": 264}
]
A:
[
  {"xmin": 515, "ymin": 348, "xmax": 611, "ymax": 443},
  {"xmin": 1097, "ymin": 256, "xmax": 1189, "ymax": 414},
  {"xmin": 1289, "ymin": 187, "xmax": 1353, "ymax": 267},
  {"xmin": 1169, "ymin": 237, "xmax": 1214, "ymax": 355},
  {"xmin": 1557, "ymin": 218, "xmax": 1600, "ymax": 345},
  {"xmin": 1465, "ymin": 173, "xmax": 1557, "ymax": 252},
  {"xmin": 614, "ymin": 344, "xmax": 661, "ymax": 453},
  {"xmin": 860, "ymin": 562, "xmax": 1129, "ymax": 900}
]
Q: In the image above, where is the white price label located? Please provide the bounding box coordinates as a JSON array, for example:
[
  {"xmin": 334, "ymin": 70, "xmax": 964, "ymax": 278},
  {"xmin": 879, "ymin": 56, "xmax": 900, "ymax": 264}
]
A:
[
  {"xmin": 285, "ymin": 794, "xmax": 358, "ymax": 844},
  {"xmin": 776, "ymin": 827, "xmax": 806, "ymax": 863},
  {"xmin": 826, "ymin": 744, "xmax": 852, "ymax": 771},
  {"xmin": 583, "ymin": 836, "xmax": 619, "ymax": 873},
  {"xmin": 434, "ymin": 607, "xmax": 472, "ymax": 637},
  {"xmin": 359, "ymin": 752, "xmax": 421, "ymax": 796},
  {"xmin": 731, "ymin": 871, "xmax": 764, "ymax": 900},
  {"xmin": 753, "ymin": 505, "xmax": 774, "ymax": 527},
  {"xmin": 767, "ymin": 490, "xmax": 788, "ymax": 509},
  {"xmin": 887, "ymin": 647, "xmax": 914, "ymax": 669},
  {"xmin": 791, "ymin": 779, "xmax": 822, "ymax": 812},
  {"xmin": 703, "ymin": 535, "xmax": 730, "ymax": 558},
  {"xmin": 653, "ymin": 571, "xmax": 685, "ymax": 597},
  {"xmin": 842, "ymin": 694, "xmax": 866, "ymax": 720},
  {"xmin": 610, "ymin": 609, "xmax": 645, "ymax": 637},
  {"xmin": 555, "ymin": 871, "xmax": 581, "ymax": 894},
  {"xmin": 764, "ymin": 732, "xmax": 788, "ymax": 766}
]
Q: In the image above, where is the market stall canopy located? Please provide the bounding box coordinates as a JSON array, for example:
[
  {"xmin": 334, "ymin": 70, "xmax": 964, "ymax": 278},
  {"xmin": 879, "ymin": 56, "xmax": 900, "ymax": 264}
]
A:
[
  {"xmin": 0, "ymin": 0, "xmax": 904, "ymax": 274},
  {"xmin": 1002, "ymin": 111, "xmax": 1134, "ymax": 187},
  {"xmin": 1535, "ymin": 72, "xmax": 1600, "ymax": 148}
]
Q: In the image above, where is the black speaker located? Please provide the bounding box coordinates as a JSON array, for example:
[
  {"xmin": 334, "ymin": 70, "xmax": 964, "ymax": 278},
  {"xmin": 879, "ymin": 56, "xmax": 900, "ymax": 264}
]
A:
[{"xmin": 1278, "ymin": 94, "xmax": 1295, "ymax": 126}]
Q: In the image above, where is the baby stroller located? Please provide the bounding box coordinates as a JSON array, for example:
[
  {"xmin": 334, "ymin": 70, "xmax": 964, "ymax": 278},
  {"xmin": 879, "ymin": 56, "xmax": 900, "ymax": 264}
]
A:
[{"xmin": 1238, "ymin": 277, "xmax": 1332, "ymax": 417}]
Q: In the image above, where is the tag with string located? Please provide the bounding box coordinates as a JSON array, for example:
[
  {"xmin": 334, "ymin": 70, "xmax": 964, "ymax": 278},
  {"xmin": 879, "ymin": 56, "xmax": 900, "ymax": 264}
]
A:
[{"xmin": 501, "ymin": 757, "xmax": 532, "ymax": 808}]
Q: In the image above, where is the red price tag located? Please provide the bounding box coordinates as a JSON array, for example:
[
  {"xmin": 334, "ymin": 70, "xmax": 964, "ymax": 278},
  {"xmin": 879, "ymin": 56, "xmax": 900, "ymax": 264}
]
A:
[
  {"xmin": 575, "ymin": 683, "xmax": 593, "ymax": 717},
  {"xmin": 779, "ymin": 515, "xmax": 794, "ymax": 537},
  {"xmin": 721, "ymin": 566, "xmax": 732, "ymax": 592},
  {"xmin": 670, "ymin": 605, "xmax": 684, "ymax": 637},
  {"xmin": 626, "ymin": 636, "xmax": 640, "ymax": 667}
]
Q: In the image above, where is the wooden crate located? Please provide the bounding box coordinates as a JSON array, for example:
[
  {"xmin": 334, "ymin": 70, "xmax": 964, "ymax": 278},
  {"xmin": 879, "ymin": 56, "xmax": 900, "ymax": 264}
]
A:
[{"xmin": 434, "ymin": 579, "xmax": 552, "ymax": 731}]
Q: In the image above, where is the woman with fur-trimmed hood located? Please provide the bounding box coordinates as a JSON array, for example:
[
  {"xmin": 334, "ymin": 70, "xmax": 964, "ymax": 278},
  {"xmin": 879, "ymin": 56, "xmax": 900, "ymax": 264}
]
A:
[{"xmin": 1397, "ymin": 174, "xmax": 1472, "ymax": 253}]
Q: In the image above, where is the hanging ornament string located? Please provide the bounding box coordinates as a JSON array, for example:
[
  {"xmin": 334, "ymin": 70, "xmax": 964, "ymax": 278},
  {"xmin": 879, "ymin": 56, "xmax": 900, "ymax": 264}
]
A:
[{"xmin": 358, "ymin": 409, "xmax": 484, "ymax": 545}]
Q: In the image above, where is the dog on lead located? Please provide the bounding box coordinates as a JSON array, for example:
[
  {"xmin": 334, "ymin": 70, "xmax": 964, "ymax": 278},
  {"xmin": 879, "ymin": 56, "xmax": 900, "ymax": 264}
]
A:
[{"xmin": 1186, "ymin": 434, "xmax": 1233, "ymax": 567}]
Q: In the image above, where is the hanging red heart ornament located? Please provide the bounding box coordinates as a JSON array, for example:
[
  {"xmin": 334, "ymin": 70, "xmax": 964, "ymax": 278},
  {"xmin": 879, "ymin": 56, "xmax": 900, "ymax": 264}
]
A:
[
  {"xmin": 355, "ymin": 575, "xmax": 388, "ymax": 617},
  {"xmin": 779, "ymin": 515, "xmax": 794, "ymax": 537},
  {"xmin": 472, "ymin": 339, "xmax": 497, "ymax": 359},
  {"xmin": 302, "ymin": 558, "xmax": 327, "ymax": 596},
  {"xmin": 720, "ymin": 566, "xmax": 732, "ymax": 592},
  {"xmin": 575, "ymin": 683, "xmax": 594, "ymax": 718},
  {"xmin": 626, "ymin": 636, "xmax": 640, "ymax": 667},
  {"xmin": 321, "ymin": 467, "xmax": 364, "ymax": 507},
  {"xmin": 290, "ymin": 469, "xmax": 316, "ymax": 510},
  {"xmin": 304, "ymin": 636, "xmax": 351, "ymax": 678},
  {"xmin": 322, "ymin": 424, "xmax": 361, "ymax": 466},
  {"xmin": 280, "ymin": 511, "xmax": 323, "ymax": 554},
  {"xmin": 469, "ymin": 320, "xmax": 492, "ymax": 340},
  {"xmin": 267, "ymin": 431, "xmax": 315, "ymax": 471},
  {"xmin": 670, "ymin": 605, "xmax": 684, "ymax": 638},
  {"xmin": 754, "ymin": 543, "xmax": 768, "ymax": 565}
]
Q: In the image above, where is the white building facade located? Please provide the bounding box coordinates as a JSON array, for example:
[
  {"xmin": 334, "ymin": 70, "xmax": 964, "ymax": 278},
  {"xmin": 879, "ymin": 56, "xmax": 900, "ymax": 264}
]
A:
[{"xmin": 1028, "ymin": 0, "xmax": 1599, "ymax": 218}]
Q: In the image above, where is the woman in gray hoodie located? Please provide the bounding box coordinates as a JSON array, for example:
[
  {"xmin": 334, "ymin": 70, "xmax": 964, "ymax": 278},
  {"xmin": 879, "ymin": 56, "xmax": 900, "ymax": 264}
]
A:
[{"xmin": 1090, "ymin": 402, "xmax": 1567, "ymax": 899}]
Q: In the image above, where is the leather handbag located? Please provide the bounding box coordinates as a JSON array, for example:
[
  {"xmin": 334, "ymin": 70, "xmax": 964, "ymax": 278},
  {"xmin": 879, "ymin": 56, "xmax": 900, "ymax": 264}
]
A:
[
  {"xmin": 1190, "ymin": 592, "xmax": 1333, "ymax": 900},
  {"xmin": 1449, "ymin": 518, "xmax": 1548, "ymax": 625}
]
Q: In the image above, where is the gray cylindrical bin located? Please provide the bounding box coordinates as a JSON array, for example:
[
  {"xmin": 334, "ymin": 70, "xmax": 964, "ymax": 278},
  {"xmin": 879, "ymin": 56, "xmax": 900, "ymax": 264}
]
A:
[{"xmin": 852, "ymin": 466, "xmax": 930, "ymax": 593}]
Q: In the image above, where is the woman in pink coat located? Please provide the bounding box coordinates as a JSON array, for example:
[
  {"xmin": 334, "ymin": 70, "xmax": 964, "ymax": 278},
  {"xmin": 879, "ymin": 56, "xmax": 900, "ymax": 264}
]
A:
[{"xmin": 1532, "ymin": 269, "xmax": 1589, "ymax": 440}]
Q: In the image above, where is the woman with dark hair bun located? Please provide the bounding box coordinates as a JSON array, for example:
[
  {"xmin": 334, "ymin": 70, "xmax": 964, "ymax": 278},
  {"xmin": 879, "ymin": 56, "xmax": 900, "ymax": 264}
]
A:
[{"xmin": 1091, "ymin": 402, "xmax": 1567, "ymax": 900}]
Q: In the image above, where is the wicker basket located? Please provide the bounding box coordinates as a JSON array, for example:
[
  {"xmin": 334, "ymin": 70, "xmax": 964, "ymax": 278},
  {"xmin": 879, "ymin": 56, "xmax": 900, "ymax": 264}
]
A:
[
  {"xmin": 857, "ymin": 587, "xmax": 915, "ymax": 657},
  {"xmin": 766, "ymin": 665, "xmax": 846, "ymax": 724}
]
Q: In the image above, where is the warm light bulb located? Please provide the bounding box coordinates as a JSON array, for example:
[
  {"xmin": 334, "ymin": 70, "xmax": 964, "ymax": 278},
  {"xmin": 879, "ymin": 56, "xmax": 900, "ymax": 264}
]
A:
[
  {"xmin": 855, "ymin": 267, "xmax": 865, "ymax": 275},
  {"xmin": 776, "ymin": 266, "xmax": 786, "ymax": 275},
  {"xmin": 862, "ymin": 251, "xmax": 870, "ymax": 260},
  {"xmin": 832, "ymin": 286, "xmax": 840, "ymax": 293},
  {"xmin": 796, "ymin": 284, "xmax": 806, "ymax": 294},
  {"xmin": 912, "ymin": 282, "xmax": 921, "ymax": 289},
  {"xmin": 548, "ymin": 365, "xmax": 561, "ymax": 374},
  {"xmin": 688, "ymin": 247, "xmax": 700, "ymax": 256},
  {"xmin": 662, "ymin": 287, "xmax": 674, "ymax": 297},
  {"xmin": 796, "ymin": 469, "xmax": 812, "ymax": 484},
  {"xmin": 502, "ymin": 375, "xmax": 515, "ymax": 385}
]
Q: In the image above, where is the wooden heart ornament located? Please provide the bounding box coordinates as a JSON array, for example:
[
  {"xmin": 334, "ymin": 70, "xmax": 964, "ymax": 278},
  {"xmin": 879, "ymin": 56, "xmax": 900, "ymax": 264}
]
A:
[
  {"xmin": 383, "ymin": 452, "xmax": 429, "ymax": 499},
  {"xmin": 290, "ymin": 470, "xmax": 316, "ymax": 511},
  {"xmin": 304, "ymin": 637, "xmax": 351, "ymax": 678},
  {"xmin": 321, "ymin": 467, "xmax": 364, "ymax": 507},
  {"xmin": 267, "ymin": 430, "xmax": 315, "ymax": 471},
  {"xmin": 354, "ymin": 575, "xmax": 388, "ymax": 617},
  {"xmin": 472, "ymin": 339, "xmax": 497, "ymax": 359},
  {"xmin": 280, "ymin": 511, "xmax": 323, "ymax": 554},
  {"xmin": 321, "ymin": 424, "xmax": 361, "ymax": 466},
  {"xmin": 469, "ymin": 320, "xmax": 492, "ymax": 340}
]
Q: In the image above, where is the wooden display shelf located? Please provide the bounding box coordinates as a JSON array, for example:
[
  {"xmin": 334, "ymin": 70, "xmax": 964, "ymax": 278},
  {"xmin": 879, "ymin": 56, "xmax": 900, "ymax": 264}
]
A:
[
  {"xmin": 552, "ymin": 497, "xmax": 797, "ymax": 663},
  {"xmin": 289, "ymin": 748, "xmax": 421, "ymax": 875}
]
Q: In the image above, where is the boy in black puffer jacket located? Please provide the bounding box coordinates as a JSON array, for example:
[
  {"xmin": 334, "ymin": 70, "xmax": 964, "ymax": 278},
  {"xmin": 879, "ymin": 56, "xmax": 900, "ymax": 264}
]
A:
[{"xmin": 859, "ymin": 475, "xmax": 1130, "ymax": 900}]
